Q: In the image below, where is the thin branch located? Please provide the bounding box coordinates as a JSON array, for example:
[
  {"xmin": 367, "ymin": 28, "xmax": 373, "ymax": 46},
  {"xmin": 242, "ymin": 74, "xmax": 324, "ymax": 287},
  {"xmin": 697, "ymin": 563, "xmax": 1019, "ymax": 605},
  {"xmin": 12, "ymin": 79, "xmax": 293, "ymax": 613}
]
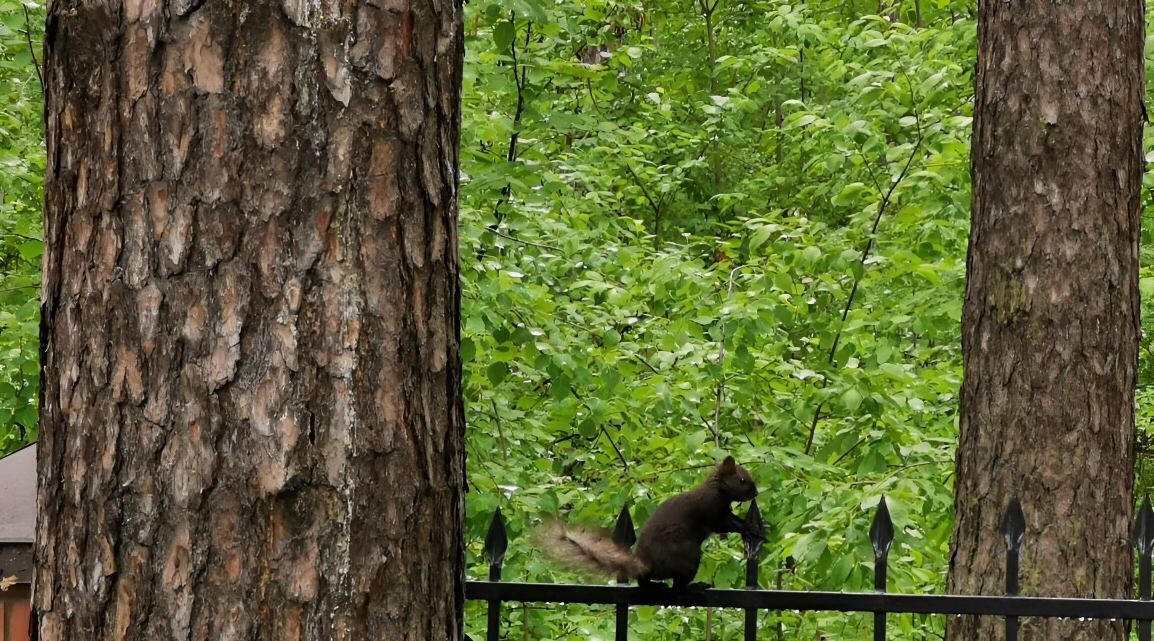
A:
[
  {"xmin": 566, "ymin": 385, "xmax": 629, "ymax": 469},
  {"xmin": 598, "ymin": 425, "xmax": 629, "ymax": 469},
  {"xmin": 710, "ymin": 385, "xmax": 723, "ymax": 447},
  {"xmin": 804, "ymin": 104, "xmax": 925, "ymax": 455},
  {"xmin": 22, "ymin": 5, "xmax": 42, "ymax": 93},
  {"xmin": 623, "ymin": 162, "xmax": 662, "ymax": 219},
  {"xmin": 584, "ymin": 78, "xmax": 600, "ymax": 109},
  {"xmin": 622, "ymin": 161, "xmax": 668, "ymax": 249},
  {"xmin": 491, "ymin": 399, "xmax": 508, "ymax": 461},
  {"xmin": 550, "ymin": 433, "xmax": 583, "ymax": 446},
  {"xmin": 853, "ymin": 138, "xmax": 884, "ymax": 196},
  {"xmin": 830, "ymin": 135, "xmax": 923, "ymax": 359},
  {"xmin": 0, "ymin": 232, "xmax": 42, "ymax": 243},
  {"xmin": 831, "ymin": 437, "xmax": 867, "ymax": 466},
  {"xmin": 850, "ymin": 460, "xmax": 943, "ymax": 489},
  {"xmin": 491, "ymin": 16, "xmax": 531, "ymax": 225},
  {"xmin": 710, "ymin": 264, "xmax": 750, "ymax": 446},
  {"xmin": 484, "ymin": 226, "xmax": 562, "ymax": 252},
  {"xmin": 632, "ymin": 354, "xmax": 661, "ymax": 375},
  {"xmin": 803, "ymin": 400, "xmax": 826, "ymax": 455}
]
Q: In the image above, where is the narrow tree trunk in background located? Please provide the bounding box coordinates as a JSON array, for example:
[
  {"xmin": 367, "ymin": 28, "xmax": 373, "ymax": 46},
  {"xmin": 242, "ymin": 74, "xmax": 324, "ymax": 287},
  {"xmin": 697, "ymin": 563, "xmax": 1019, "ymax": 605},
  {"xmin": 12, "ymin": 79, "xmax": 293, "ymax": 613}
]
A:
[
  {"xmin": 37, "ymin": 2, "xmax": 465, "ymax": 640},
  {"xmin": 947, "ymin": 1, "xmax": 1143, "ymax": 640}
]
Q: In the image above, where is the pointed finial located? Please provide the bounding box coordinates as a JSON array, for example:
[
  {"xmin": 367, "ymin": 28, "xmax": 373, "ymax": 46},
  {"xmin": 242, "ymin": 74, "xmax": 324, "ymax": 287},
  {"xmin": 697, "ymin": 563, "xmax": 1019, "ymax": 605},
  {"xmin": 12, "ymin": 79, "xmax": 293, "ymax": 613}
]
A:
[
  {"xmin": 870, "ymin": 496, "xmax": 895, "ymax": 560},
  {"xmin": 483, "ymin": 508, "xmax": 508, "ymax": 567},
  {"xmin": 1001, "ymin": 497, "xmax": 1026, "ymax": 553},
  {"xmin": 613, "ymin": 504, "xmax": 637, "ymax": 549},
  {"xmin": 743, "ymin": 500, "xmax": 767, "ymax": 560},
  {"xmin": 745, "ymin": 501, "xmax": 767, "ymax": 542},
  {"xmin": 1134, "ymin": 495, "xmax": 1154, "ymax": 554}
]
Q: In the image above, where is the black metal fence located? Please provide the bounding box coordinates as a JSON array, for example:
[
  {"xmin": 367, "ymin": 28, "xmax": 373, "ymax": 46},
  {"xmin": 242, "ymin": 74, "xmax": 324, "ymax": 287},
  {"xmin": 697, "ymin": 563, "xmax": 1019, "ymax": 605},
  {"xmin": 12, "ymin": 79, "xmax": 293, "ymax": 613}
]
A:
[{"xmin": 465, "ymin": 497, "xmax": 1154, "ymax": 641}]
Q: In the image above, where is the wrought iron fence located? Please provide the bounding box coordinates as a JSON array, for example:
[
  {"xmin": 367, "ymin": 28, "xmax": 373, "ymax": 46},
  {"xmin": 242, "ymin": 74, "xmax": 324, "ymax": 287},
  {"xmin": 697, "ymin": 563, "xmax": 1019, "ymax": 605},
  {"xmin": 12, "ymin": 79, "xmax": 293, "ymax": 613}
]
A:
[{"xmin": 465, "ymin": 496, "xmax": 1154, "ymax": 641}]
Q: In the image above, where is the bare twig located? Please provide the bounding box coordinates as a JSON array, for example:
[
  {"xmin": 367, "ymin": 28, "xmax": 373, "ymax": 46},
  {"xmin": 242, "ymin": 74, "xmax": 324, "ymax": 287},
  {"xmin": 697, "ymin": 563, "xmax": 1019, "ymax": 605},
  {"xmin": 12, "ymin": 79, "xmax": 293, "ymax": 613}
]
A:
[
  {"xmin": 1, "ymin": 232, "xmax": 43, "ymax": 243},
  {"xmin": 598, "ymin": 425, "xmax": 629, "ymax": 469},
  {"xmin": 623, "ymin": 162, "xmax": 663, "ymax": 220},
  {"xmin": 567, "ymin": 385, "xmax": 629, "ymax": 469},
  {"xmin": 710, "ymin": 264, "xmax": 751, "ymax": 447},
  {"xmin": 804, "ymin": 99, "xmax": 925, "ymax": 455},
  {"xmin": 23, "ymin": 5, "xmax": 43, "ymax": 93},
  {"xmin": 632, "ymin": 354, "xmax": 661, "ymax": 375},
  {"xmin": 485, "ymin": 226, "xmax": 562, "ymax": 252},
  {"xmin": 0, "ymin": 284, "xmax": 40, "ymax": 295},
  {"xmin": 491, "ymin": 399, "xmax": 508, "ymax": 461},
  {"xmin": 491, "ymin": 16, "xmax": 531, "ymax": 225},
  {"xmin": 622, "ymin": 162, "xmax": 670, "ymax": 248}
]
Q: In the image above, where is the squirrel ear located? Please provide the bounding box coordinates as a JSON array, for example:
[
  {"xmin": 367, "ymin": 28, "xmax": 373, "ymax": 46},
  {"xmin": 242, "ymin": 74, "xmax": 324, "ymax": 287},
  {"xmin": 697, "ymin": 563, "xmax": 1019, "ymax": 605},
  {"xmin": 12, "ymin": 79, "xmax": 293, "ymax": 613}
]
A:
[{"xmin": 720, "ymin": 456, "xmax": 736, "ymax": 471}]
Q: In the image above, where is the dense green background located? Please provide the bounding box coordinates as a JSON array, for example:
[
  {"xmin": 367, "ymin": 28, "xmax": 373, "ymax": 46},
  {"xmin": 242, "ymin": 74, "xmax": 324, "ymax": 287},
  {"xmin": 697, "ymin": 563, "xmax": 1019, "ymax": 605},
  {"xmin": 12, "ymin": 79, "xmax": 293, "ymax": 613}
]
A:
[
  {"xmin": 0, "ymin": 0, "xmax": 41, "ymax": 456},
  {"xmin": 0, "ymin": 2, "xmax": 1151, "ymax": 639}
]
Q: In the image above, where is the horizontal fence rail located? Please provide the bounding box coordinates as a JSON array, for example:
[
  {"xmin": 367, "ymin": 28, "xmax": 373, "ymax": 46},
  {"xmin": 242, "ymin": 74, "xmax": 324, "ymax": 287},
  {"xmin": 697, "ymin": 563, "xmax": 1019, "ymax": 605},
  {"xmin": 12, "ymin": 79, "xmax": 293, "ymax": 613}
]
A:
[
  {"xmin": 466, "ymin": 496, "xmax": 1154, "ymax": 641},
  {"xmin": 465, "ymin": 581, "xmax": 1154, "ymax": 619}
]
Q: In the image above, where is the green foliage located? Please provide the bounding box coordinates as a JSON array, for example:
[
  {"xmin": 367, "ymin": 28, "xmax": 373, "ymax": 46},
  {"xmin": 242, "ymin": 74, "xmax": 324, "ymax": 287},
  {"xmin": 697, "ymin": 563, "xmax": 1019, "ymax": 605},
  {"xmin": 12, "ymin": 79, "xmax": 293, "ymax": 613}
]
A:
[
  {"xmin": 0, "ymin": 0, "xmax": 41, "ymax": 454},
  {"xmin": 461, "ymin": 0, "xmax": 973, "ymax": 639},
  {"xmin": 1136, "ymin": 23, "xmax": 1154, "ymax": 503}
]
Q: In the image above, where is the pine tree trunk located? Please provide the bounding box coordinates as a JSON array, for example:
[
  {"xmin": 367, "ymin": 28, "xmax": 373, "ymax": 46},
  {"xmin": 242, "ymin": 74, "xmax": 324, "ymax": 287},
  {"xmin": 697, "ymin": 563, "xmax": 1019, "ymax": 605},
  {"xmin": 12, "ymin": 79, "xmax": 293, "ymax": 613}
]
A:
[
  {"xmin": 947, "ymin": 1, "xmax": 1143, "ymax": 640},
  {"xmin": 36, "ymin": 2, "xmax": 465, "ymax": 640}
]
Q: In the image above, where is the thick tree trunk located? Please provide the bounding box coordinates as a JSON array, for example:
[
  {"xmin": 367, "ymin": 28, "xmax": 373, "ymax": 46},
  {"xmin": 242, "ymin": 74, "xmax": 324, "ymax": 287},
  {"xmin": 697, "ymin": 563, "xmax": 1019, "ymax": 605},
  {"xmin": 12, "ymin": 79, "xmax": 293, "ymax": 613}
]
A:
[
  {"xmin": 36, "ymin": 2, "xmax": 465, "ymax": 640},
  {"xmin": 947, "ymin": 1, "xmax": 1143, "ymax": 640}
]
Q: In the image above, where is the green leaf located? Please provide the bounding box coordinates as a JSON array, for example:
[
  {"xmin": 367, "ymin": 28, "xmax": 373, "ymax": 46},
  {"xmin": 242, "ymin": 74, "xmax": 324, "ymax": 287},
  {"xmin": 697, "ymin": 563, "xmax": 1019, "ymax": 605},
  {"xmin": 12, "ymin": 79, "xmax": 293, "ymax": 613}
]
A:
[
  {"xmin": 602, "ymin": 329, "xmax": 621, "ymax": 347},
  {"xmin": 832, "ymin": 182, "xmax": 868, "ymax": 207},
  {"xmin": 492, "ymin": 21, "xmax": 515, "ymax": 52},
  {"xmin": 485, "ymin": 361, "xmax": 508, "ymax": 386},
  {"xmin": 460, "ymin": 336, "xmax": 476, "ymax": 364},
  {"xmin": 841, "ymin": 388, "xmax": 863, "ymax": 412}
]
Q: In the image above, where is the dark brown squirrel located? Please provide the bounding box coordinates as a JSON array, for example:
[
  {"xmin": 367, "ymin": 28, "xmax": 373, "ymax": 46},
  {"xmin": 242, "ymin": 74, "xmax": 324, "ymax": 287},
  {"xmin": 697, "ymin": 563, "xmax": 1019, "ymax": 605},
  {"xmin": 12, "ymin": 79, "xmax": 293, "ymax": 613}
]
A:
[{"xmin": 541, "ymin": 456, "xmax": 759, "ymax": 589}]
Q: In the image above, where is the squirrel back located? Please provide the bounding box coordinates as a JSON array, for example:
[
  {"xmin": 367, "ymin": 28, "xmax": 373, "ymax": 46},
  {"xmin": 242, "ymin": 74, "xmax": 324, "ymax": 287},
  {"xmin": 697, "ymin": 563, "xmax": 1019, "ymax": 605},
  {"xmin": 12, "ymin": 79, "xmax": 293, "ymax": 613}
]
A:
[{"xmin": 539, "ymin": 456, "xmax": 758, "ymax": 586}]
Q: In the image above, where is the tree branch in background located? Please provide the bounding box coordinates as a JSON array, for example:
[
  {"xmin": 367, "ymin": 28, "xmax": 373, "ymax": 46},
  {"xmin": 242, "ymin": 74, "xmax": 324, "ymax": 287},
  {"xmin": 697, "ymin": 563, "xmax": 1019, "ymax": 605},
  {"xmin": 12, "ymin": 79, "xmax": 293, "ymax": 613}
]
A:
[
  {"xmin": 623, "ymin": 161, "xmax": 672, "ymax": 250},
  {"xmin": 804, "ymin": 105, "xmax": 925, "ymax": 455},
  {"xmin": 23, "ymin": 5, "xmax": 42, "ymax": 92},
  {"xmin": 709, "ymin": 264, "xmax": 752, "ymax": 447},
  {"xmin": 486, "ymin": 226, "xmax": 562, "ymax": 252},
  {"xmin": 491, "ymin": 15, "xmax": 531, "ymax": 226}
]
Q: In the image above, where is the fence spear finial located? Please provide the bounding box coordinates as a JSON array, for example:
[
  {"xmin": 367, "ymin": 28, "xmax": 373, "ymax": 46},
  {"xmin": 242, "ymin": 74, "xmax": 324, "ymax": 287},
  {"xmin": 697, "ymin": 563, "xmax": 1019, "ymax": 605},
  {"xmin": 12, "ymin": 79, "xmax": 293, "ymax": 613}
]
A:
[
  {"xmin": 1134, "ymin": 495, "xmax": 1154, "ymax": 555},
  {"xmin": 1000, "ymin": 497, "xmax": 1026, "ymax": 554},
  {"xmin": 484, "ymin": 508, "xmax": 508, "ymax": 571},
  {"xmin": 613, "ymin": 504, "xmax": 637, "ymax": 549},
  {"xmin": 870, "ymin": 495, "xmax": 894, "ymax": 563}
]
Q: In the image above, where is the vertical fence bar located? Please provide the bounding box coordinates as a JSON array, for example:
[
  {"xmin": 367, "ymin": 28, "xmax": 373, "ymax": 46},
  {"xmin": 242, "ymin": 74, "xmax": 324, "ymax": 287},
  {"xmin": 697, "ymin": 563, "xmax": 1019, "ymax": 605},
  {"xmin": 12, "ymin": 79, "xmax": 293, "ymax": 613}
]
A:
[
  {"xmin": 1000, "ymin": 498, "xmax": 1025, "ymax": 641},
  {"xmin": 775, "ymin": 557, "xmax": 793, "ymax": 641},
  {"xmin": 869, "ymin": 497, "xmax": 894, "ymax": 641},
  {"xmin": 483, "ymin": 508, "xmax": 508, "ymax": 641},
  {"xmin": 612, "ymin": 505, "xmax": 638, "ymax": 641},
  {"xmin": 743, "ymin": 501, "xmax": 767, "ymax": 641},
  {"xmin": 1133, "ymin": 496, "xmax": 1154, "ymax": 641}
]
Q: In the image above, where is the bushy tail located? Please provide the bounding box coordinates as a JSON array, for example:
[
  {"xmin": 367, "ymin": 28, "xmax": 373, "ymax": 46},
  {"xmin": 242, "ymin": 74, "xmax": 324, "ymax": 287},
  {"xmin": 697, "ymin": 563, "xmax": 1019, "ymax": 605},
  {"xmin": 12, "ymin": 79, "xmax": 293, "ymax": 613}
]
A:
[{"xmin": 537, "ymin": 521, "xmax": 648, "ymax": 579}]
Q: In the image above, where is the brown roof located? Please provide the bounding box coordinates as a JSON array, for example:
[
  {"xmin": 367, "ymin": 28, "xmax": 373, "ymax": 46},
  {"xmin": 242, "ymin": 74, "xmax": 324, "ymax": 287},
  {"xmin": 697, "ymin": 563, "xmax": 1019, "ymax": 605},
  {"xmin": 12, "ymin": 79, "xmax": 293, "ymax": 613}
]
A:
[{"xmin": 0, "ymin": 444, "xmax": 35, "ymax": 544}]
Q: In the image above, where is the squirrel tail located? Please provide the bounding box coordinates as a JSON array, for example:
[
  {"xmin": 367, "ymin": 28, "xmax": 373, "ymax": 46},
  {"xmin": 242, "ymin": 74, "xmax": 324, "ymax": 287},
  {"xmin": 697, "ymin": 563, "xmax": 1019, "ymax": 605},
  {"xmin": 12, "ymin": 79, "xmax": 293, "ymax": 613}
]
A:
[{"xmin": 537, "ymin": 521, "xmax": 648, "ymax": 579}]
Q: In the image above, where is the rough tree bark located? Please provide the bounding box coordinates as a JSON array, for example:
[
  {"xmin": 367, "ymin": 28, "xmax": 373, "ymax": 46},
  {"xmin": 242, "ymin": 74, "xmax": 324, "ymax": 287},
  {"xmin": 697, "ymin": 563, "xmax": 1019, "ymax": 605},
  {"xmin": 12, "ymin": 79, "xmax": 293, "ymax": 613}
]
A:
[
  {"xmin": 947, "ymin": 1, "xmax": 1143, "ymax": 640},
  {"xmin": 37, "ymin": 2, "xmax": 465, "ymax": 640}
]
